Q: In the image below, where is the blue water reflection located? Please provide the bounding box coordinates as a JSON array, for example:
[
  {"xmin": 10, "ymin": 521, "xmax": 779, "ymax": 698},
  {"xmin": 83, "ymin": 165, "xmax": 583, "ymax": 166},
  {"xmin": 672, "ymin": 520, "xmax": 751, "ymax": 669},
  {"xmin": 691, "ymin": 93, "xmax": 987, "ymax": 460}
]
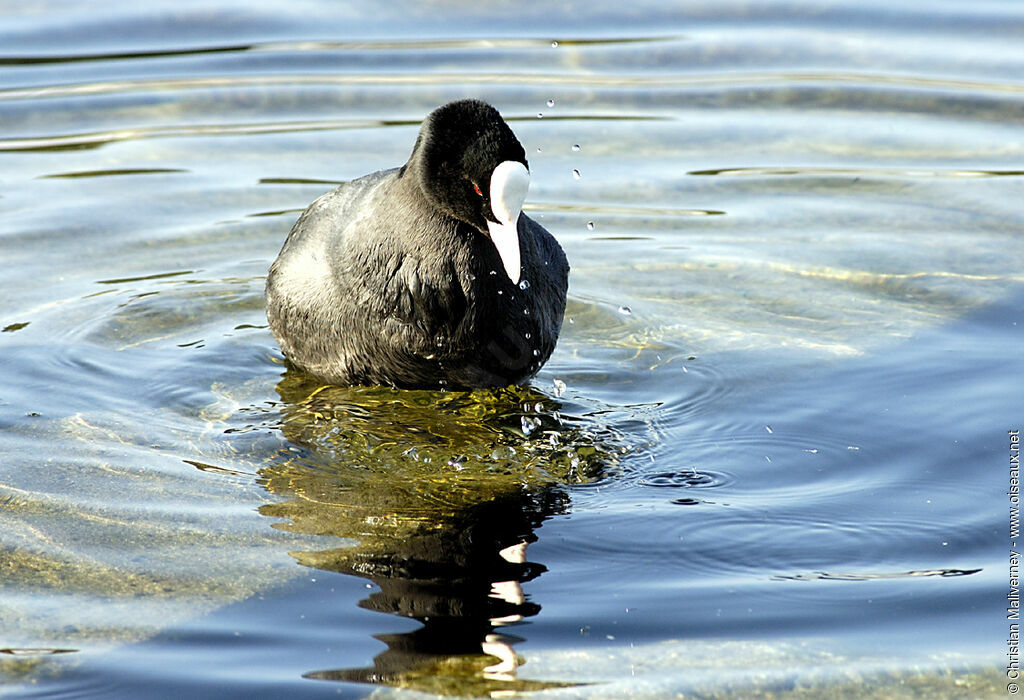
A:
[{"xmin": 1, "ymin": 0, "xmax": 1020, "ymax": 696}]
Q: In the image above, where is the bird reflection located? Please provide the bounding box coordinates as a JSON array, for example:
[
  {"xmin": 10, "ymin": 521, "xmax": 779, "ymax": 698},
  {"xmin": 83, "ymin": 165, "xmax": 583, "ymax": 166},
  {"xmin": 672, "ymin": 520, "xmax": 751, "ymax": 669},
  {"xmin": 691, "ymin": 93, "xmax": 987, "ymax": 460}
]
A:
[
  {"xmin": 296, "ymin": 487, "xmax": 565, "ymax": 689},
  {"xmin": 255, "ymin": 370, "xmax": 598, "ymax": 694}
]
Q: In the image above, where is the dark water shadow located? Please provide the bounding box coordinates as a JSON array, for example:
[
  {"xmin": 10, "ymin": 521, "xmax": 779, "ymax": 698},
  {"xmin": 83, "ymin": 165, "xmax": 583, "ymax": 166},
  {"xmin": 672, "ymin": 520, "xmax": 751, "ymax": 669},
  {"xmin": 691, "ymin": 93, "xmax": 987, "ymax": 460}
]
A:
[{"xmin": 254, "ymin": 370, "xmax": 613, "ymax": 694}]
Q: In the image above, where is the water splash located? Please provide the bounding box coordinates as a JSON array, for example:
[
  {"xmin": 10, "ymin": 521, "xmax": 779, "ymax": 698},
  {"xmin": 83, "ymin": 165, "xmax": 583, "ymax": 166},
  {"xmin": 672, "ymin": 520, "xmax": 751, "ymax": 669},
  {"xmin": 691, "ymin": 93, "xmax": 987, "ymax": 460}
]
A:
[
  {"xmin": 521, "ymin": 415, "xmax": 541, "ymax": 436},
  {"xmin": 490, "ymin": 445, "xmax": 517, "ymax": 460}
]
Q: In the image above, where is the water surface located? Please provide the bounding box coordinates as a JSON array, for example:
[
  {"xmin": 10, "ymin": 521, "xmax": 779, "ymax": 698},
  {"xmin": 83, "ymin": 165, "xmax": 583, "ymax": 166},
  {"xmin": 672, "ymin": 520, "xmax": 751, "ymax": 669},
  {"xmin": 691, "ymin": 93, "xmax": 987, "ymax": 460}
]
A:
[{"xmin": 1, "ymin": 1, "xmax": 1020, "ymax": 697}]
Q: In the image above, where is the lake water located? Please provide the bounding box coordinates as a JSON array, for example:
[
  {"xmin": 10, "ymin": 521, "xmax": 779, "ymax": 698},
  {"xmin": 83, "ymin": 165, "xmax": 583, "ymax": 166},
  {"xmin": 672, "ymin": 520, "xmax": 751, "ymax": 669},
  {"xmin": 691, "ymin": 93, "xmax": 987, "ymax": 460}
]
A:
[{"xmin": 1, "ymin": 1, "xmax": 1020, "ymax": 697}]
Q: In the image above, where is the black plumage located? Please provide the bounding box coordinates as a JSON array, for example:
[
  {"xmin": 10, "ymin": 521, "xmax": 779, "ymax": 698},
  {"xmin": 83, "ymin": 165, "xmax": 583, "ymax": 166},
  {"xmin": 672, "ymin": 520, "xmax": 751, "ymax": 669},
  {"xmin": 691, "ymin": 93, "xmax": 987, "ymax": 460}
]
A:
[{"xmin": 265, "ymin": 100, "xmax": 569, "ymax": 389}]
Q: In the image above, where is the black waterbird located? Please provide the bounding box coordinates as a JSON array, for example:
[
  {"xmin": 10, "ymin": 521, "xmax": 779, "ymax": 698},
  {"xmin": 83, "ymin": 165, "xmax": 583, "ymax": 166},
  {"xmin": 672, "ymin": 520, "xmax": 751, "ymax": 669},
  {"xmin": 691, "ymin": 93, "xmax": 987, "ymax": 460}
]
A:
[{"xmin": 266, "ymin": 99, "xmax": 569, "ymax": 389}]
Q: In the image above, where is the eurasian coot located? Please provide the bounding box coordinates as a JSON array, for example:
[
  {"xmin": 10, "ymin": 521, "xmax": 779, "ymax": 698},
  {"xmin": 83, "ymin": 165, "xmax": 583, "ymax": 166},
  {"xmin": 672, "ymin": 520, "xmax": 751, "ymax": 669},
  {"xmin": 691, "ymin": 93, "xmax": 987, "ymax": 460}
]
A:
[{"xmin": 265, "ymin": 99, "xmax": 569, "ymax": 389}]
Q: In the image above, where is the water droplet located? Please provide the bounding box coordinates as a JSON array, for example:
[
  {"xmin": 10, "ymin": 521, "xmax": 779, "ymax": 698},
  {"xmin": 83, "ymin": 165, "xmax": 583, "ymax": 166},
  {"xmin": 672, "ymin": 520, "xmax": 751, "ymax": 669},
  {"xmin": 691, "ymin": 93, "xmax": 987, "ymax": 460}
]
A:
[
  {"xmin": 402, "ymin": 447, "xmax": 419, "ymax": 460},
  {"xmin": 435, "ymin": 335, "xmax": 445, "ymax": 347},
  {"xmin": 533, "ymin": 349, "xmax": 540, "ymax": 357},
  {"xmin": 518, "ymin": 279, "xmax": 530, "ymax": 290},
  {"xmin": 617, "ymin": 305, "xmax": 632, "ymax": 315},
  {"xmin": 571, "ymin": 144, "xmax": 581, "ymax": 152},
  {"xmin": 534, "ymin": 401, "xmax": 543, "ymax": 412},
  {"xmin": 491, "ymin": 445, "xmax": 517, "ymax": 460},
  {"xmin": 572, "ymin": 169, "xmax": 581, "ymax": 180},
  {"xmin": 568, "ymin": 317, "xmax": 575, "ymax": 324},
  {"xmin": 489, "ymin": 270, "xmax": 497, "ymax": 276},
  {"xmin": 422, "ymin": 456, "xmax": 432, "ymax": 463},
  {"xmin": 551, "ymin": 40, "xmax": 559, "ymax": 48},
  {"xmin": 524, "ymin": 332, "xmax": 532, "ymax": 340},
  {"xmin": 546, "ymin": 99, "xmax": 555, "ymax": 108},
  {"xmin": 586, "ymin": 221, "xmax": 594, "ymax": 231},
  {"xmin": 521, "ymin": 415, "xmax": 540, "ymax": 436},
  {"xmin": 523, "ymin": 308, "xmax": 530, "ymax": 316},
  {"xmin": 467, "ymin": 272, "xmax": 476, "ymax": 282},
  {"xmin": 552, "ymin": 378, "xmax": 566, "ymax": 397},
  {"xmin": 537, "ymin": 113, "xmax": 544, "ymax": 119},
  {"xmin": 536, "ymin": 146, "xmax": 543, "ymax": 154},
  {"xmin": 765, "ymin": 425, "xmax": 773, "ymax": 434}
]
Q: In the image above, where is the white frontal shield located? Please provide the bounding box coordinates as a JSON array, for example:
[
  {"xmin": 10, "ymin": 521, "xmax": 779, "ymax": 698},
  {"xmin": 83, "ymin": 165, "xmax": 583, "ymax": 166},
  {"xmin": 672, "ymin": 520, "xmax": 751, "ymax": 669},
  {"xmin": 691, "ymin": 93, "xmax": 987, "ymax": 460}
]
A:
[{"xmin": 486, "ymin": 160, "xmax": 529, "ymax": 285}]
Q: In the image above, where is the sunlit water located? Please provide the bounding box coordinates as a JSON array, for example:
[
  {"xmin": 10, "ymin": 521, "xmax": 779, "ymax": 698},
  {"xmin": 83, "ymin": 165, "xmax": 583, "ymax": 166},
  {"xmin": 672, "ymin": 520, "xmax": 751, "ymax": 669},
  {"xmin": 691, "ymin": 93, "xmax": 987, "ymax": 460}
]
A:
[{"xmin": 1, "ymin": 1, "xmax": 1021, "ymax": 697}]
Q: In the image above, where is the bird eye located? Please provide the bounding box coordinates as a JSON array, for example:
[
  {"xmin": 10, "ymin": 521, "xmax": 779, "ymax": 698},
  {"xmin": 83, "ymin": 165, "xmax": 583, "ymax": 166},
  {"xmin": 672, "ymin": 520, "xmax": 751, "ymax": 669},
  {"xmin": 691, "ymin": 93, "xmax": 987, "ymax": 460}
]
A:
[{"xmin": 473, "ymin": 183, "xmax": 483, "ymax": 196}]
